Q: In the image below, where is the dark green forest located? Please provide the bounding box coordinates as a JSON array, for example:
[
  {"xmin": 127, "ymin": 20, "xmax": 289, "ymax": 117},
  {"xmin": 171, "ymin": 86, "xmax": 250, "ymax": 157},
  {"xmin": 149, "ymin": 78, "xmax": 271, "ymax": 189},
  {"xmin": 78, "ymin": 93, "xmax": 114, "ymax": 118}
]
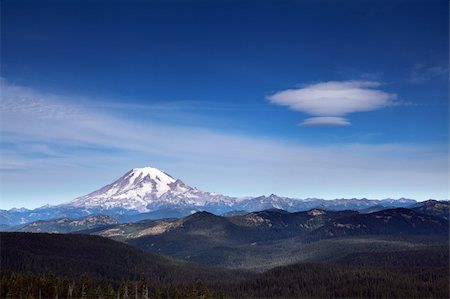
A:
[
  {"xmin": 1, "ymin": 232, "xmax": 449, "ymax": 298},
  {"xmin": 2, "ymin": 263, "xmax": 449, "ymax": 299}
]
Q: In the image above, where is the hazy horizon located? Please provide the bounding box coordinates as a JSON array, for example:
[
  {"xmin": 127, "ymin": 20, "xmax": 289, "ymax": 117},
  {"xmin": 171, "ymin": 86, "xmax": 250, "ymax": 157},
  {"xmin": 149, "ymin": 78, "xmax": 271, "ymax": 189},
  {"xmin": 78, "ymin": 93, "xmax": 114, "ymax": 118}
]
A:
[{"xmin": 1, "ymin": 164, "xmax": 444, "ymax": 210}]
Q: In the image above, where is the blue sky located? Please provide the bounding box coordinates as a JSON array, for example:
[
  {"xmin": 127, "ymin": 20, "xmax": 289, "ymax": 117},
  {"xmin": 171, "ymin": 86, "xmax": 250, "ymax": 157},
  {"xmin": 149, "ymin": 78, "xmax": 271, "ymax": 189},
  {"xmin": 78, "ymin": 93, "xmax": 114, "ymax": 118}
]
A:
[{"xmin": 1, "ymin": 0, "xmax": 448, "ymax": 209}]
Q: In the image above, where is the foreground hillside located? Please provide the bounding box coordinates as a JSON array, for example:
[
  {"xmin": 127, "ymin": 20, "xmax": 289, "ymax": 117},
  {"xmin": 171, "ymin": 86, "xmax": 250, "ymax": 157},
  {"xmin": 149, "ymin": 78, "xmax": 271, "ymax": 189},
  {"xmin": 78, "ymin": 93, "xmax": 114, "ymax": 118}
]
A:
[
  {"xmin": 0, "ymin": 232, "xmax": 237, "ymax": 284},
  {"xmin": 1, "ymin": 232, "xmax": 448, "ymax": 298}
]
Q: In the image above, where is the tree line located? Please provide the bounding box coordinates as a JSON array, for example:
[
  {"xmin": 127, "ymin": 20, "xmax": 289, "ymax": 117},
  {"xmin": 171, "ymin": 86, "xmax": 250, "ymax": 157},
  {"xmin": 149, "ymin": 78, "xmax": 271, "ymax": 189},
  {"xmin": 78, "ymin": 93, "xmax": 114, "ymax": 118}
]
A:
[
  {"xmin": 1, "ymin": 271, "xmax": 221, "ymax": 299},
  {"xmin": 2, "ymin": 261, "xmax": 449, "ymax": 299}
]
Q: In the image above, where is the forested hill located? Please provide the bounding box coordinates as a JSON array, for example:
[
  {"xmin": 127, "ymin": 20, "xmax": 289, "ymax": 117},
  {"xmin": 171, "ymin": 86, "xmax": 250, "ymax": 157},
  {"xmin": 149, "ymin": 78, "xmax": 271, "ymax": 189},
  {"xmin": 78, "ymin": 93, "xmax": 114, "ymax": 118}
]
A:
[
  {"xmin": 0, "ymin": 232, "xmax": 241, "ymax": 284},
  {"xmin": 1, "ymin": 232, "xmax": 449, "ymax": 298}
]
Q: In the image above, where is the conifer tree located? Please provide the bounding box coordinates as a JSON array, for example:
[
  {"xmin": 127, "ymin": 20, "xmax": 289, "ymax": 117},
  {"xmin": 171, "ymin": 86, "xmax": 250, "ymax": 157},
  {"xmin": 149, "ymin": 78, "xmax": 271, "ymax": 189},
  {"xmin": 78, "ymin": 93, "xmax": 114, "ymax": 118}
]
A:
[{"xmin": 123, "ymin": 284, "xmax": 129, "ymax": 299}]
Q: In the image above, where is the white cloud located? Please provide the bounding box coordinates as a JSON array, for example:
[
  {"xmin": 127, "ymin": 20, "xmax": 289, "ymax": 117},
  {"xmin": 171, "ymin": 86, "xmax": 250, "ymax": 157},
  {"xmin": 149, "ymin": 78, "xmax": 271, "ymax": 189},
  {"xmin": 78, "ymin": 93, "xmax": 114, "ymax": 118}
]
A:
[
  {"xmin": 300, "ymin": 117, "xmax": 350, "ymax": 126},
  {"xmin": 0, "ymin": 80, "xmax": 448, "ymax": 208},
  {"xmin": 267, "ymin": 80, "xmax": 396, "ymax": 126}
]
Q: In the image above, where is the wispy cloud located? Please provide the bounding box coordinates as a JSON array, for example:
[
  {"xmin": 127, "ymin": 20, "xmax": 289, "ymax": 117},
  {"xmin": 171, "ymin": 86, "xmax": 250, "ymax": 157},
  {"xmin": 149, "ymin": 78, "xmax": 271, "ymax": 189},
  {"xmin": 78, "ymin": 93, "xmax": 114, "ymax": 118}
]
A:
[
  {"xmin": 267, "ymin": 81, "xmax": 397, "ymax": 126},
  {"xmin": 408, "ymin": 63, "xmax": 448, "ymax": 84},
  {"xmin": 0, "ymin": 79, "xmax": 82, "ymax": 120},
  {"xmin": 0, "ymin": 80, "xmax": 447, "ymax": 208}
]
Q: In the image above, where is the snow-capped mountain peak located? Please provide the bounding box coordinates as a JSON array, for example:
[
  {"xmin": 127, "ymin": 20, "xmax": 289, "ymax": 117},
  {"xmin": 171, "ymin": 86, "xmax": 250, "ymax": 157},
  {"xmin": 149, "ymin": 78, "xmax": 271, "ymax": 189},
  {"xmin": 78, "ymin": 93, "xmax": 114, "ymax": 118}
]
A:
[
  {"xmin": 129, "ymin": 166, "xmax": 175, "ymax": 184},
  {"xmin": 124, "ymin": 167, "xmax": 176, "ymax": 197},
  {"xmin": 68, "ymin": 166, "xmax": 234, "ymax": 212}
]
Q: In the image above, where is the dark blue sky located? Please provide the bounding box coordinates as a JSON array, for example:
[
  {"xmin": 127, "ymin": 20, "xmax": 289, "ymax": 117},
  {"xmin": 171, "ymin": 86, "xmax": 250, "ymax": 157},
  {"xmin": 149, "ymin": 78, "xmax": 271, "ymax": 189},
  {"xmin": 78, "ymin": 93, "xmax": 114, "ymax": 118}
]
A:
[{"xmin": 1, "ymin": 0, "xmax": 448, "ymax": 208}]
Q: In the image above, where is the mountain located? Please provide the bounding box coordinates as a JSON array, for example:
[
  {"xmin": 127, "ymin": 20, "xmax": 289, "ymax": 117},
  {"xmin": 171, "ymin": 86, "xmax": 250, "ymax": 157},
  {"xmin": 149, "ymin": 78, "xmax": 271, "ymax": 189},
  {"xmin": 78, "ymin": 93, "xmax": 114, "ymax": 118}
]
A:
[
  {"xmin": 69, "ymin": 167, "xmax": 236, "ymax": 212},
  {"xmin": 232, "ymin": 195, "xmax": 416, "ymax": 213},
  {"xmin": 409, "ymin": 200, "xmax": 449, "ymax": 220},
  {"xmin": 97, "ymin": 208, "xmax": 359, "ymax": 247},
  {"xmin": 0, "ymin": 166, "xmax": 420, "ymax": 226},
  {"xmin": 0, "ymin": 166, "xmax": 238, "ymax": 226},
  {"xmin": 9, "ymin": 215, "xmax": 118, "ymax": 233},
  {"xmin": 306, "ymin": 208, "xmax": 449, "ymax": 242},
  {"xmin": 227, "ymin": 208, "xmax": 359, "ymax": 241}
]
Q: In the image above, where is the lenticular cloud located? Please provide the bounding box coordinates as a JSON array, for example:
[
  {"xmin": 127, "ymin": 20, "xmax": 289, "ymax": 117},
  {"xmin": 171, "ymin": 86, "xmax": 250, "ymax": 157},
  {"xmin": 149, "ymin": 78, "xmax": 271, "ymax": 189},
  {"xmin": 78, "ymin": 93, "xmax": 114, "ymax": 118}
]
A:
[
  {"xmin": 267, "ymin": 81, "xmax": 396, "ymax": 126},
  {"xmin": 300, "ymin": 116, "xmax": 351, "ymax": 127}
]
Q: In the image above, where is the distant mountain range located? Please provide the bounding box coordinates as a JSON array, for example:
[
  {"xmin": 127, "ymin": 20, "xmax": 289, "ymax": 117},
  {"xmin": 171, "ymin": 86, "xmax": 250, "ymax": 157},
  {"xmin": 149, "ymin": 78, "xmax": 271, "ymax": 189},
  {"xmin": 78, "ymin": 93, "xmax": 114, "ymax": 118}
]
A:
[{"xmin": 0, "ymin": 166, "xmax": 441, "ymax": 226}]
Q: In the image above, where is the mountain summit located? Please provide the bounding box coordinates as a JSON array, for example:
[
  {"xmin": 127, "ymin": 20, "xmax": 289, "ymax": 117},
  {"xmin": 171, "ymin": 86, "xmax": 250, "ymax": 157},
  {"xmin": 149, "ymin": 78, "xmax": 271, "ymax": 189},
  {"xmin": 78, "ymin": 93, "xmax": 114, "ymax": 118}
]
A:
[{"xmin": 69, "ymin": 166, "xmax": 234, "ymax": 212}]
